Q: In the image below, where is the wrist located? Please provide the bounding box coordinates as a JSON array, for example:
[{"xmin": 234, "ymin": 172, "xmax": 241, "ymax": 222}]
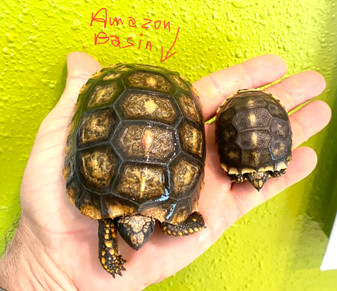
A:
[
  {"xmin": 0, "ymin": 222, "xmax": 41, "ymax": 290},
  {"xmin": 0, "ymin": 219, "xmax": 77, "ymax": 291}
]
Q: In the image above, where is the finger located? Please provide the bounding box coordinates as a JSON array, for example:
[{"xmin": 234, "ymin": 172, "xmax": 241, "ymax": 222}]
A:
[
  {"xmin": 193, "ymin": 55, "xmax": 287, "ymax": 120},
  {"xmin": 204, "ymin": 123, "xmax": 232, "ymax": 191},
  {"xmin": 30, "ymin": 52, "xmax": 102, "ymax": 176},
  {"xmin": 37, "ymin": 52, "xmax": 102, "ymax": 137},
  {"xmin": 290, "ymin": 100, "xmax": 331, "ymax": 148},
  {"xmin": 49, "ymin": 52, "xmax": 102, "ymax": 120},
  {"xmin": 202, "ymin": 103, "xmax": 329, "ymax": 237},
  {"xmin": 198, "ymin": 123, "xmax": 235, "ymax": 239},
  {"xmin": 266, "ymin": 70, "xmax": 326, "ymax": 111}
]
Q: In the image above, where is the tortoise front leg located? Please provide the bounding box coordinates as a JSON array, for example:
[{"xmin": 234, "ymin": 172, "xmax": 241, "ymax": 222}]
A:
[
  {"xmin": 98, "ymin": 218, "xmax": 126, "ymax": 277},
  {"xmin": 270, "ymin": 168, "xmax": 287, "ymax": 178},
  {"xmin": 160, "ymin": 212, "xmax": 205, "ymax": 236}
]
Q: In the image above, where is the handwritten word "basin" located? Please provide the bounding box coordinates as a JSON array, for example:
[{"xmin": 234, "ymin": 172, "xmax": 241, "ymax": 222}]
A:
[{"xmin": 90, "ymin": 8, "xmax": 180, "ymax": 62}]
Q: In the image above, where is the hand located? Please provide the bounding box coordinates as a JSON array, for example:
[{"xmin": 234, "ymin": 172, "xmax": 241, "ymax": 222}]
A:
[{"xmin": 0, "ymin": 53, "xmax": 331, "ymax": 291}]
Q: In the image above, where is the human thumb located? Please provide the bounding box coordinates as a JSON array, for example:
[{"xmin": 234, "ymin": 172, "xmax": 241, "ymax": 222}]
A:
[
  {"xmin": 47, "ymin": 52, "xmax": 102, "ymax": 123},
  {"xmin": 28, "ymin": 52, "xmax": 102, "ymax": 165}
]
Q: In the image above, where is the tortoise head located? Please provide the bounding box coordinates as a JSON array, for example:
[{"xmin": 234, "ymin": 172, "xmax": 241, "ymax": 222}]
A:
[
  {"xmin": 246, "ymin": 171, "xmax": 269, "ymax": 191},
  {"xmin": 117, "ymin": 215, "xmax": 156, "ymax": 250}
]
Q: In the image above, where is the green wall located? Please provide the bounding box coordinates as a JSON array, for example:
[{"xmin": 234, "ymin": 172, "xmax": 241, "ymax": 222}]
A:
[{"xmin": 1, "ymin": 0, "xmax": 337, "ymax": 290}]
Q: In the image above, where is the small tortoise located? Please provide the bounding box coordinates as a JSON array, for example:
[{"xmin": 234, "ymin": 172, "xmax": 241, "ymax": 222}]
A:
[
  {"xmin": 63, "ymin": 63, "xmax": 206, "ymax": 277},
  {"xmin": 215, "ymin": 89, "xmax": 292, "ymax": 191}
]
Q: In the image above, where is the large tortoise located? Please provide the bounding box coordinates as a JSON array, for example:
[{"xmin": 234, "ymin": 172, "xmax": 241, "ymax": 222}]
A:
[
  {"xmin": 63, "ymin": 63, "xmax": 206, "ymax": 277},
  {"xmin": 216, "ymin": 89, "xmax": 292, "ymax": 191}
]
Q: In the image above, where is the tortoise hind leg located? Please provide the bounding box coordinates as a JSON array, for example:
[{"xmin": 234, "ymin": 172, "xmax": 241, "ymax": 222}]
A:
[
  {"xmin": 98, "ymin": 218, "xmax": 126, "ymax": 277},
  {"xmin": 160, "ymin": 212, "xmax": 205, "ymax": 236}
]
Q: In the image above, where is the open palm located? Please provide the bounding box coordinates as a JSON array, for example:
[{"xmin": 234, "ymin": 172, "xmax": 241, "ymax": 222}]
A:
[{"xmin": 17, "ymin": 52, "xmax": 330, "ymax": 290}]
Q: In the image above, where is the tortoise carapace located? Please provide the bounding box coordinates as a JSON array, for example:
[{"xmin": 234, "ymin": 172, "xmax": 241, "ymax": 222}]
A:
[
  {"xmin": 216, "ymin": 89, "xmax": 292, "ymax": 191},
  {"xmin": 63, "ymin": 63, "xmax": 206, "ymax": 277}
]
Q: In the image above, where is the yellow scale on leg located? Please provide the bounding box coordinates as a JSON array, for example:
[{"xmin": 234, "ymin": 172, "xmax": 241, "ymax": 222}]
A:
[
  {"xmin": 98, "ymin": 219, "xmax": 126, "ymax": 277},
  {"xmin": 161, "ymin": 212, "xmax": 205, "ymax": 237}
]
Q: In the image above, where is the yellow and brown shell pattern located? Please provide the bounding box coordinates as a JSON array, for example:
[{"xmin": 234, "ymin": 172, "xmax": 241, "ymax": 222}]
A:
[
  {"xmin": 63, "ymin": 63, "xmax": 206, "ymax": 224},
  {"xmin": 216, "ymin": 89, "xmax": 292, "ymax": 191}
]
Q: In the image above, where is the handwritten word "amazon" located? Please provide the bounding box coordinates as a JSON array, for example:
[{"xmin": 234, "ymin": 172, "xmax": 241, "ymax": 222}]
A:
[{"xmin": 90, "ymin": 8, "xmax": 180, "ymax": 62}]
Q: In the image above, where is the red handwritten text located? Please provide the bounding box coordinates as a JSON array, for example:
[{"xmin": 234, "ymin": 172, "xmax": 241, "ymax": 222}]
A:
[{"xmin": 91, "ymin": 8, "xmax": 178, "ymax": 62}]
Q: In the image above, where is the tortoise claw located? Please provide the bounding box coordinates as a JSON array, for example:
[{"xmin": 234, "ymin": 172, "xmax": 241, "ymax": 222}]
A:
[{"xmin": 99, "ymin": 219, "xmax": 127, "ymax": 277}]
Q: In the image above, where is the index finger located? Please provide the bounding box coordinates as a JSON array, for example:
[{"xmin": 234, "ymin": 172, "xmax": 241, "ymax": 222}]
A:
[{"xmin": 193, "ymin": 55, "xmax": 287, "ymax": 120}]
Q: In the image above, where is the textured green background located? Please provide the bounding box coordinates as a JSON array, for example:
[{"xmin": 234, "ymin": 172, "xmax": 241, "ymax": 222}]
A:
[{"xmin": 1, "ymin": 0, "xmax": 337, "ymax": 290}]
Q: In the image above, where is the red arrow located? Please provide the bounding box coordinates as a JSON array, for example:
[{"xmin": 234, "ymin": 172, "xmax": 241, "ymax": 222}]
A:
[{"xmin": 160, "ymin": 27, "xmax": 180, "ymax": 62}]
